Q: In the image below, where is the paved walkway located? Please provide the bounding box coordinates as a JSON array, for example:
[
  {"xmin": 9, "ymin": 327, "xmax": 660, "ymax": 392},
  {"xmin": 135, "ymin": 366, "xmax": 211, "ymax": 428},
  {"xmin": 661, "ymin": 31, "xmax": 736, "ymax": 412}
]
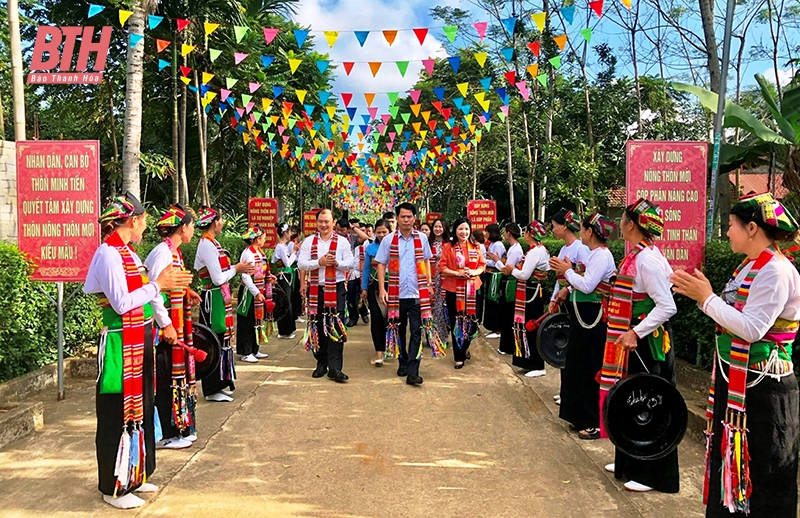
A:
[{"xmin": 0, "ymin": 323, "xmax": 707, "ymax": 517}]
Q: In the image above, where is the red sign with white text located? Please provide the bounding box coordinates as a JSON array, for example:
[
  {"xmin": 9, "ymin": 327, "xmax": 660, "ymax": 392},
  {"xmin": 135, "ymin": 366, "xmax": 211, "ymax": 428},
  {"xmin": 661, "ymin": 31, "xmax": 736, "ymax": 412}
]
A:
[
  {"xmin": 303, "ymin": 210, "xmax": 322, "ymax": 236},
  {"xmin": 467, "ymin": 200, "xmax": 497, "ymax": 231},
  {"xmin": 16, "ymin": 140, "xmax": 100, "ymax": 282},
  {"xmin": 425, "ymin": 212, "xmax": 442, "ymax": 224},
  {"xmin": 248, "ymin": 198, "xmax": 279, "ymax": 249},
  {"xmin": 626, "ymin": 141, "xmax": 708, "ymax": 272}
]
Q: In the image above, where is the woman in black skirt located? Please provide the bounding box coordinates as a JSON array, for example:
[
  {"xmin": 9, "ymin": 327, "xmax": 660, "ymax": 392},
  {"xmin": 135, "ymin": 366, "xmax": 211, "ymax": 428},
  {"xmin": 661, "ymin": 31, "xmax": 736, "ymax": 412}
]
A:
[
  {"xmin": 482, "ymin": 224, "xmax": 505, "ymax": 339},
  {"xmin": 272, "ymin": 222, "xmax": 298, "ymax": 338},
  {"xmin": 491, "ymin": 224, "xmax": 525, "ymax": 356},
  {"xmin": 361, "ymin": 219, "xmax": 390, "ymax": 365},
  {"xmin": 550, "ymin": 213, "xmax": 616, "ymax": 439},
  {"xmin": 237, "ymin": 225, "xmax": 276, "ymax": 363}
]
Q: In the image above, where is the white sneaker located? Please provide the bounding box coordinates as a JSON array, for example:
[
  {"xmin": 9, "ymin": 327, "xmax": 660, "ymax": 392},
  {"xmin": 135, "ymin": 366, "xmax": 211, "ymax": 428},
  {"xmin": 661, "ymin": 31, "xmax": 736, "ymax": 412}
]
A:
[
  {"xmin": 278, "ymin": 333, "xmax": 296, "ymax": 339},
  {"xmin": 496, "ymin": 348, "xmax": 507, "ymax": 355},
  {"xmin": 156, "ymin": 437, "xmax": 192, "ymax": 450},
  {"xmin": 135, "ymin": 483, "xmax": 159, "ymax": 493},
  {"xmin": 486, "ymin": 333, "xmax": 501, "ymax": 339},
  {"xmin": 220, "ymin": 388, "xmax": 234, "ymax": 396},
  {"xmin": 624, "ymin": 480, "xmax": 653, "ymax": 492},
  {"xmin": 604, "ymin": 463, "xmax": 615, "ymax": 473},
  {"xmin": 205, "ymin": 393, "xmax": 233, "ymax": 402},
  {"xmin": 184, "ymin": 434, "xmax": 197, "ymax": 442},
  {"xmin": 524, "ymin": 369, "xmax": 547, "ymax": 378},
  {"xmin": 553, "ymin": 394, "xmax": 561, "ymax": 401},
  {"xmin": 254, "ymin": 352, "xmax": 269, "ymax": 359},
  {"xmin": 241, "ymin": 354, "xmax": 258, "ymax": 363},
  {"xmin": 104, "ymin": 493, "xmax": 145, "ymax": 509},
  {"xmin": 296, "ymin": 317, "xmax": 306, "ymax": 323}
]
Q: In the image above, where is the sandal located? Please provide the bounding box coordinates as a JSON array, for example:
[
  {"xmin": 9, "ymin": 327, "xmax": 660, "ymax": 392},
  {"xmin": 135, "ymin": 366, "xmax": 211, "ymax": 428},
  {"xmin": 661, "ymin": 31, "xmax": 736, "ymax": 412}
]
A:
[
  {"xmin": 578, "ymin": 428, "xmax": 600, "ymax": 440},
  {"xmin": 466, "ymin": 352, "xmax": 471, "ymax": 360},
  {"xmin": 454, "ymin": 362, "xmax": 465, "ymax": 369}
]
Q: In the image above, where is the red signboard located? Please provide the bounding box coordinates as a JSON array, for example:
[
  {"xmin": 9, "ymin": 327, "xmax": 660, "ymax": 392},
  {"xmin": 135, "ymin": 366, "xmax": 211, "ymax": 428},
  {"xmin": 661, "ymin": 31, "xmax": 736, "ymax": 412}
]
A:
[
  {"xmin": 467, "ymin": 200, "xmax": 497, "ymax": 230},
  {"xmin": 425, "ymin": 212, "xmax": 442, "ymax": 224},
  {"xmin": 248, "ymin": 198, "xmax": 279, "ymax": 249},
  {"xmin": 626, "ymin": 141, "xmax": 708, "ymax": 272},
  {"xmin": 303, "ymin": 210, "xmax": 321, "ymax": 236},
  {"xmin": 16, "ymin": 140, "xmax": 100, "ymax": 282}
]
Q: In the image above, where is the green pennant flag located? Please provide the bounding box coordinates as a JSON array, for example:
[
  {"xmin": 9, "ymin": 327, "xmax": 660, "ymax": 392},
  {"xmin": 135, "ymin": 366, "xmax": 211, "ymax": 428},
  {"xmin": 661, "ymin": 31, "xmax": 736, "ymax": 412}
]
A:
[
  {"xmin": 209, "ymin": 48, "xmax": 222, "ymax": 62},
  {"xmin": 371, "ymin": 142, "xmax": 379, "ymax": 152},
  {"xmin": 226, "ymin": 77, "xmax": 238, "ymax": 89},
  {"xmin": 387, "ymin": 92, "xmax": 399, "ymax": 105},
  {"xmin": 548, "ymin": 56, "xmax": 562, "ymax": 69},
  {"xmin": 443, "ymin": 25, "xmax": 458, "ymax": 43},
  {"xmin": 497, "ymin": 111, "xmax": 506, "ymax": 122},
  {"xmin": 267, "ymin": 132, "xmax": 276, "ymax": 141},
  {"xmin": 401, "ymin": 112, "xmax": 411, "ymax": 124},
  {"xmin": 389, "ymin": 106, "xmax": 400, "ymax": 118},
  {"xmin": 242, "ymin": 93, "xmax": 253, "ymax": 106},
  {"xmin": 234, "ymin": 26, "xmax": 249, "ymax": 43},
  {"xmin": 537, "ymin": 73, "xmax": 548, "ymax": 87},
  {"xmin": 396, "ymin": 61, "xmax": 410, "ymax": 77},
  {"xmin": 580, "ymin": 28, "xmax": 592, "ymax": 43},
  {"xmin": 394, "ymin": 123, "xmax": 404, "ymax": 134},
  {"xmin": 253, "ymin": 112, "xmax": 262, "ymax": 122},
  {"xmin": 485, "ymin": 122, "xmax": 492, "ymax": 132},
  {"xmin": 288, "ymin": 118, "xmax": 297, "ymax": 129}
]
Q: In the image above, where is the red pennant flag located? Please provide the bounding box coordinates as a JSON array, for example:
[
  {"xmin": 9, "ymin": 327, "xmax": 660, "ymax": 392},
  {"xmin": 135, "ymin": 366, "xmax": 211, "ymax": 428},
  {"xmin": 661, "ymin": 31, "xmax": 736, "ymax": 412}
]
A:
[
  {"xmin": 589, "ymin": 0, "xmax": 604, "ymax": 17},
  {"xmin": 504, "ymin": 70, "xmax": 517, "ymax": 85},
  {"xmin": 343, "ymin": 62, "xmax": 355, "ymax": 75},
  {"xmin": 176, "ymin": 19, "xmax": 190, "ymax": 32},
  {"xmin": 341, "ymin": 93, "xmax": 353, "ymax": 107},
  {"xmin": 156, "ymin": 39, "xmax": 170, "ymax": 53},
  {"xmin": 179, "ymin": 65, "xmax": 191, "ymax": 77},
  {"xmin": 432, "ymin": 101, "xmax": 443, "ymax": 113},
  {"xmin": 527, "ymin": 41, "xmax": 540, "ymax": 57},
  {"xmin": 413, "ymin": 28, "xmax": 428, "ymax": 45}
]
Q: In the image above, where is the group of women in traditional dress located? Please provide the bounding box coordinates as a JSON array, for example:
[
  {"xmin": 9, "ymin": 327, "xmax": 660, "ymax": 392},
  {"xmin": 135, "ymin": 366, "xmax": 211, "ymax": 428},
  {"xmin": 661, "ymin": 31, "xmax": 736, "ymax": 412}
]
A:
[{"xmin": 85, "ymin": 189, "xmax": 800, "ymax": 516}]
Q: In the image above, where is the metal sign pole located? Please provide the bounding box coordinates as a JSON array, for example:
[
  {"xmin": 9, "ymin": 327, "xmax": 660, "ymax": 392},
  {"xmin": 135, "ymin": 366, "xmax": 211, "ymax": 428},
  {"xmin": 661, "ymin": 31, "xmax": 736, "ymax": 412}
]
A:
[{"xmin": 56, "ymin": 281, "xmax": 65, "ymax": 401}]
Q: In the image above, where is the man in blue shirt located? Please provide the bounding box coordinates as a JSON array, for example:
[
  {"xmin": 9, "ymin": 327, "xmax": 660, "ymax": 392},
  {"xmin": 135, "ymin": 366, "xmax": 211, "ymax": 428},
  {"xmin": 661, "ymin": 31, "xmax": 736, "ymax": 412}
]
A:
[{"xmin": 375, "ymin": 203, "xmax": 432, "ymax": 386}]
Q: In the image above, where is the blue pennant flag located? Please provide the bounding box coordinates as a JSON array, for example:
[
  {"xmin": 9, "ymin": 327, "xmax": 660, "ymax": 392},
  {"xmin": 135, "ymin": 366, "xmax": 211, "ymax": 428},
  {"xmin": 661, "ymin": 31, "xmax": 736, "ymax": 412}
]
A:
[
  {"xmin": 347, "ymin": 107, "xmax": 358, "ymax": 119},
  {"xmin": 461, "ymin": 104, "xmax": 471, "ymax": 114},
  {"xmin": 447, "ymin": 56, "xmax": 461, "ymax": 74},
  {"xmin": 560, "ymin": 5, "xmax": 576, "ymax": 24},
  {"xmin": 354, "ymin": 31, "xmax": 370, "ymax": 47},
  {"xmin": 445, "ymin": 136, "xmax": 453, "ymax": 144},
  {"xmin": 433, "ymin": 86, "xmax": 445, "ymax": 101},
  {"xmin": 453, "ymin": 97, "xmax": 464, "ymax": 109},
  {"xmin": 316, "ymin": 60, "xmax": 330, "ymax": 74},
  {"xmin": 272, "ymin": 86, "xmax": 284, "ymax": 97},
  {"xmin": 158, "ymin": 59, "xmax": 170, "ymax": 71},
  {"xmin": 500, "ymin": 47, "xmax": 514, "ymax": 62},
  {"xmin": 87, "ymin": 4, "xmax": 105, "ymax": 17},
  {"xmin": 261, "ymin": 56, "xmax": 275, "ymax": 68},
  {"xmin": 293, "ymin": 30, "xmax": 309, "ymax": 48},
  {"xmin": 362, "ymin": 114, "xmax": 371, "ymax": 124},
  {"xmin": 480, "ymin": 77, "xmax": 492, "ymax": 92},
  {"xmin": 401, "ymin": 141, "xmax": 409, "ymax": 151},
  {"xmin": 129, "ymin": 33, "xmax": 144, "ymax": 47},
  {"xmin": 200, "ymin": 85, "xmax": 211, "ymax": 96},
  {"xmin": 436, "ymin": 129, "xmax": 444, "ymax": 138},
  {"xmin": 319, "ymin": 92, "xmax": 331, "ymax": 105},
  {"xmin": 304, "ymin": 104, "xmax": 316, "ymax": 116},
  {"xmin": 447, "ymin": 117, "xmax": 455, "ymax": 127},
  {"xmin": 359, "ymin": 125, "xmax": 368, "ymax": 134},
  {"xmin": 322, "ymin": 114, "xmax": 330, "ymax": 123},
  {"xmin": 496, "ymin": 86, "xmax": 507, "ymax": 100},
  {"xmin": 501, "ymin": 17, "xmax": 517, "ymax": 37},
  {"xmin": 214, "ymin": 114, "xmax": 222, "ymax": 124},
  {"xmin": 148, "ymin": 15, "xmax": 163, "ymax": 30}
]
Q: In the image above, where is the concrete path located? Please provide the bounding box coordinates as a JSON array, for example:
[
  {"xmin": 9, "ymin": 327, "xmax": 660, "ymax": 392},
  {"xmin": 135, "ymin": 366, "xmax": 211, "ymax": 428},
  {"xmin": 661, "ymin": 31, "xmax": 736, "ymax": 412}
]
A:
[{"xmin": 0, "ymin": 323, "xmax": 707, "ymax": 518}]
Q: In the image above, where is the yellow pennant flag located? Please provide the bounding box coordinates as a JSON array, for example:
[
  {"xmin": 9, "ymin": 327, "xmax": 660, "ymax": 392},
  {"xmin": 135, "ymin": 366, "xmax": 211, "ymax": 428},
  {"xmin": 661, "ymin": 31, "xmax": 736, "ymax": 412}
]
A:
[
  {"xmin": 201, "ymin": 72, "xmax": 215, "ymax": 84},
  {"xmin": 204, "ymin": 22, "xmax": 220, "ymax": 36},
  {"xmin": 531, "ymin": 12, "xmax": 546, "ymax": 32},
  {"xmin": 410, "ymin": 103, "xmax": 422, "ymax": 117},
  {"xmin": 527, "ymin": 63, "xmax": 539, "ymax": 78},
  {"xmin": 553, "ymin": 34, "xmax": 567, "ymax": 51},
  {"xmin": 181, "ymin": 44, "xmax": 195, "ymax": 56},
  {"xmin": 324, "ymin": 31, "xmax": 339, "ymax": 48},
  {"xmin": 412, "ymin": 122, "xmax": 421, "ymax": 134},
  {"xmin": 622, "ymin": 0, "xmax": 632, "ymax": 9},
  {"xmin": 457, "ymin": 82, "xmax": 469, "ymax": 97},
  {"xmin": 262, "ymin": 98, "xmax": 273, "ymax": 112},
  {"xmin": 326, "ymin": 106, "xmax": 337, "ymax": 119},
  {"xmin": 421, "ymin": 110, "xmax": 432, "ymax": 123},
  {"xmin": 179, "ymin": 76, "xmax": 191, "ymax": 85},
  {"xmin": 288, "ymin": 58, "xmax": 302, "ymax": 74},
  {"xmin": 119, "ymin": 10, "xmax": 133, "ymax": 26},
  {"xmin": 296, "ymin": 89, "xmax": 307, "ymax": 103},
  {"xmin": 419, "ymin": 130, "xmax": 428, "ymax": 140},
  {"xmin": 474, "ymin": 52, "xmax": 488, "ymax": 68},
  {"xmin": 243, "ymin": 133, "xmax": 251, "ymax": 144},
  {"xmin": 465, "ymin": 114, "xmax": 474, "ymax": 125}
]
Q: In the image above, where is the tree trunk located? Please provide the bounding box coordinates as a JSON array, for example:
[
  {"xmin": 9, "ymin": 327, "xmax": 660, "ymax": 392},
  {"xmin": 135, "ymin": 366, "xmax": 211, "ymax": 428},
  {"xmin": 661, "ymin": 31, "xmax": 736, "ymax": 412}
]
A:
[
  {"xmin": 580, "ymin": 10, "xmax": 597, "ymax": 210},
  {"xmin": 193, "ymin": 71, "xmax": 210, "ymax": 206},
  {"xmin": 179, "ymin": 78, "xmax": 189, "ymax": 205},
  {"xmin": 120, "ymin": 2, "xmax": 148, "ymax": 198},
  {"xmin": 629, "ymin": 3, "xmax": 644, "ymax": 134},
  {"xmin": 472, "ymin": 139, "xmax": 478, "ymax": 199},
  {"xmin": 698, "ymin": 0, "xmax": 721, "ymax": 93},
  {"xmin": 106, "ymin": 79, "xmax": 119, "ymax": 162},
  {"xmin": 505, "ymin": 112, "xmax": 516, "ymax": 222},
  {"xmin": 9, "ymin": 0, "xmax": 26, "ymax": 141},
  {"xmin": 523, "ymin": 111, "xmax": 535, "ymax": 221},
  {"xmin": 0, "ymin": 92, "xmax": 5, "ymax": 140},
  {"xmin": 765, "ymin": 0, "xmax": 783, "ymax": 99},
  {"xmin": 171, "ymin": 32, "xmax": 180, "ymax": 204}
]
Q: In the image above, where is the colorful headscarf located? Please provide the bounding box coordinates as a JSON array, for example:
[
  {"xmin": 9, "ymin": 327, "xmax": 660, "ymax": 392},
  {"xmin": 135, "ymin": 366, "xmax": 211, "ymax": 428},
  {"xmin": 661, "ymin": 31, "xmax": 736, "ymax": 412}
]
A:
[
  {"xmin": 157, "ymin": 203, "xmax": 193, "ymax": 228},
  {"xmin": 553, "ymin": 208, "xmax": 581, "ymax": 233},
  {"xmin": 587, "ymin": 212, "xmax": 617, "ymax": 240},
  {"xmin": 526, "ymin": 220, "xmax": 548, "ymax": 241},
  {"xmin": 99, "ymin": 191, "xmax": 145, "ymax": 224},
  {"xmin": 732, "ymin": 191, "xmax": 799, "ymax": 233},
  {"xmin": 242, "ymin": 224, "xmax": 264, "ymax": 241},
  {"xmin": 626, "ymin": 198, "xmax": 665, "ymax": 237},
  {"xmin": 196, "ymin": 207, "xmax": 219, "ymax": 229}
]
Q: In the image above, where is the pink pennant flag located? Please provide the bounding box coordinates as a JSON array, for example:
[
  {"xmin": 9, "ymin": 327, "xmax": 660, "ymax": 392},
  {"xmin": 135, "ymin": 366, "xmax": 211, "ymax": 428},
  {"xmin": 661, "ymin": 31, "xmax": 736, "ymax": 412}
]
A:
[
  {"xmin": 386, "ymin": 142, "xmax": 394, "ymax": 151},
  {"xmin": 381, "ymin": 114, "xmax": 391, "ymax": 125},
  {"xmin": 250, "ymin": 113, "xmax": 256, "ymax": 123},
  {"xmin": 422, "ymin": 59, "xmax": 435, "ymax": 76},
  {"xmin": 246, "ymin": 102, "xmax": 255, "ymax": 113},
  {"xmin": 377, "ymin": 123, "xmax": 386, "ymax": 134},
  {"xmin": 515, "ymin": 81, "xmax": 530, "ymax": 101},
  {"xmin": 368, "ymin": 107, "xmax": 379, "ymax": 120},
  {"xmin": 499, "ymin": 105, "xmax": 509, "ymax": 116},
  {"xmin": 236, "ymin": 107, "xmax": 245, "ymax": 118},
  {"xmin": 263, "ymin": 28, "xmax": 279, "ymax": 45},
  {"xmin": 473, "ymin": 21, "xmax": 488, "ymax": 41},
  {"xmin": 389, "ymin": 132, "xmax": 396, "ymax": 142},
  {"xmin": 234, "ymin": 52, "xmax": 248, "ymax": 65},
  {"xmin": 479, "ymin": 115, "xmax": 487, "ymax": 125},
  {"xmin": 277, "ymin": 125, "xmax": 285, "ymax": 135},
  {"xmin": 282, "ymin": 135, "xmax": 290, "ymax": 144},
  {"xmin": 409, "ymin": 89, "xmax": 421, "ymax": 104},
  {"xmin": 220, "ymin": 88, "xmax": 231, "ymax": 102},
  {"xmin": 249, "ymin": 82, "xmax": 261, "ymax": 93}
]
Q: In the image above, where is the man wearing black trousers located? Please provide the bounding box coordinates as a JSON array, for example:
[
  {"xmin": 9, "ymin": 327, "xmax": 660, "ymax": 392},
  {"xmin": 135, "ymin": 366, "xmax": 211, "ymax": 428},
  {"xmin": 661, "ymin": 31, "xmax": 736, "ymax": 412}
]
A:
[{"xmin": 298, "ymin": 209, "xmax": 355, "ymax": 382}]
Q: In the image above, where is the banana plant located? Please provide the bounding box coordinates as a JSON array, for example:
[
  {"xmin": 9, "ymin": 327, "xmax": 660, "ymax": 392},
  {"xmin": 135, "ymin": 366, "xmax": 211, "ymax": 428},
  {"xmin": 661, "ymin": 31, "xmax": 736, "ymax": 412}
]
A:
[{"xmin": 672, "ymin": 72, "xmax": 800, "ymax": 189}]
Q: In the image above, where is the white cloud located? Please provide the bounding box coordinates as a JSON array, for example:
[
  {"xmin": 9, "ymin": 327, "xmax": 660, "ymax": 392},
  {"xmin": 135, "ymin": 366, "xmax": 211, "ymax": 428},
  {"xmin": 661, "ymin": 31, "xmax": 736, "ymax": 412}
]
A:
[
  {"xmin": 293, "ymin": 0, "xmax": 449, "ymax": 112},
  {"xmin": 761, "ymin": 67, "xmax": 795, "ymax": 88}
]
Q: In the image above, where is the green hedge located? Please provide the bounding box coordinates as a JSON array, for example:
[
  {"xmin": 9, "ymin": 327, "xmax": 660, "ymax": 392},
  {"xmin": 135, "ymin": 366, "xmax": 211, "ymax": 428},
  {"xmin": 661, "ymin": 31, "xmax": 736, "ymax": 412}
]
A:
[{"xmin": 0, "ymin": 242, "xmax": 101, "ymax": 383}]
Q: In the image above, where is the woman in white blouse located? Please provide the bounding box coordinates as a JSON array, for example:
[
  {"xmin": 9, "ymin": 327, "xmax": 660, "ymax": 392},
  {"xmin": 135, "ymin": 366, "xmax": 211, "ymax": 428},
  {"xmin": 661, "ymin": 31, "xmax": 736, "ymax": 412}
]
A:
[
  {"xmin": 550, "ymin": 213, "xmax": 616, "ymax": 440},
  {"xmin": 237, "ymin": 225, "xmax": 276, "ymax": 363},
  {"xmin": 482, "ymin": 224, "xmax": 506, "ymax": 339},
  {"xmin": 271, "ymin": 222, "xmax": 298, "ymax": 338},
  {"xmin": 491, "ymin": 223, "xmax": 525, "ymax": 356},
  {"xmin": 672, "ymin": 192, "xmax": 800, "ymax": 516},
  {"xmin": 501, "ymin": 221, "xmax": 550, "ymax": 376}
]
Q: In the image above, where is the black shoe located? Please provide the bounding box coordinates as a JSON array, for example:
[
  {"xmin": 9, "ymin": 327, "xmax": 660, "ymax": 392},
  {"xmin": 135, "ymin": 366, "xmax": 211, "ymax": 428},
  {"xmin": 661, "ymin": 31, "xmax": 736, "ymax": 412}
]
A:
[
  {"xmin": 312, "ymin": 364, "xmax": 328, "ymax": 378},
  {"xmin": 347, "ymin": 320, "xmax": 357, "ymax": 327},
  {"xmin": 406, "ymin": 374, "xmax": 423, "ymax": 385},
  {"xmin": 362, "ymin": 315, "xmax": 370, "ymax": 324},
  {"xmin": 465, "ymin": 352, "xmax": 471, "ymax": 360},
  {"xmin": 328, "ymin": 370, "xmax": 349, "ymax": 383},
  {"xmin": 455, "ymin": 362, "xmax": 465, "ymax": 369},
  {"xmin": 397, "ymin": 367, "xmax": 408, "ymax": 377}
]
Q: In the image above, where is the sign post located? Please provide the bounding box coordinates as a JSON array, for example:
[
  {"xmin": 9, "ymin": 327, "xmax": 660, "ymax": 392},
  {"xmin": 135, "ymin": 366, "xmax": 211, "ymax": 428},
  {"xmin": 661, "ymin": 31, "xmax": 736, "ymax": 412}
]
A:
[
  {"xmin": 467, "ymin": 200, "xmax": 497, "ymax": 231},
  {"xmin": 303, "ymin": 209, "xmax": 321, "ymax": 236},
  {"xmin": 247, "ymin": 198, "xmax": 279, "ymax": 249},
  {"xmin": 425, "ymin": 212, "xmax": 442, "ymax": 224},
  {"xmin": 16, "ymin": 140, "xmax": 101, "ymax": 400}
]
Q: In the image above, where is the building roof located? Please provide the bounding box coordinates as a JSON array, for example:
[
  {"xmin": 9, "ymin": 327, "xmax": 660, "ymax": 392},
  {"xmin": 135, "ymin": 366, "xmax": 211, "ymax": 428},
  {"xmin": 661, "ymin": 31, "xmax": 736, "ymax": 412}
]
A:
[{"xmin": 731, "ymin": 171, "xmax": 788, "ymax": 200}]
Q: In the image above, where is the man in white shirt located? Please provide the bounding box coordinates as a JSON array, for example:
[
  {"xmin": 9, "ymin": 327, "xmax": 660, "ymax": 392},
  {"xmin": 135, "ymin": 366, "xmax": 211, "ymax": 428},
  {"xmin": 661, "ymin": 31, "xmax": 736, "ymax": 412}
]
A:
[{"xmin": 298, "ymin": 209, "xmax": 355, "ymax": 382}]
